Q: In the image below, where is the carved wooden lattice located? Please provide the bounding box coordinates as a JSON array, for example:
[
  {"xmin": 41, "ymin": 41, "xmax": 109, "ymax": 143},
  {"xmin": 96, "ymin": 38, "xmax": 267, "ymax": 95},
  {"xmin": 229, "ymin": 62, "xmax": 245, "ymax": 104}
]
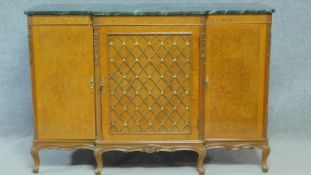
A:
[{"xmin": 107, "ymin": 33, "xmax": 192, "ymax": 134}]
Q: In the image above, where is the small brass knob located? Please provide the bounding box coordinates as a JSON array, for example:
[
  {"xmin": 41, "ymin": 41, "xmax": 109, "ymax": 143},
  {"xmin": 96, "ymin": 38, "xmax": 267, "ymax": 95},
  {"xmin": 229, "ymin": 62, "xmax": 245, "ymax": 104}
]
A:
[{"xmin": 90, "ymin": 76, "xmax": 94, "ymax": 93}]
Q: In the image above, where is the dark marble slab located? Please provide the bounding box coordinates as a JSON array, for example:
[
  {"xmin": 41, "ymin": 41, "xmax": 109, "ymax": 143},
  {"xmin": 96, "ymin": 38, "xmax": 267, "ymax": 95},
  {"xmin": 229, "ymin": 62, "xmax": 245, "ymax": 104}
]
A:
[{"xmin": 25, "ymin": 3, "xmax": 274, "ymax": 16}]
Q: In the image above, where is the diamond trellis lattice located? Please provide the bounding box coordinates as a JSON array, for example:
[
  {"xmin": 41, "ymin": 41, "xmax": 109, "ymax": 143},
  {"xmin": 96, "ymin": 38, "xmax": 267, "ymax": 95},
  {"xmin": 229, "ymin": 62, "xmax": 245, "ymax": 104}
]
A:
[{"xmin": 107, "ymin": 33, "xmax": 192, "ymax": 134}]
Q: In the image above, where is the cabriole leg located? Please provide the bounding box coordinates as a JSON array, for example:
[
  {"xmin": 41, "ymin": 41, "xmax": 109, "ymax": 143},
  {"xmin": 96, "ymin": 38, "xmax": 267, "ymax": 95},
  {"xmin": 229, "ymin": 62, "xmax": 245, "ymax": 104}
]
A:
[
  {"xmin": 197, "ymin": 148, "xmax": 206, "ymax": 175},
  {"xmin": 94, "ymin": 149, "xmax": 103, "ymax": 175},
  {"xmin": 31, "ymin": 146, "xmax": 40, "ymax": 173},
  {"xmin": 261, "ymin": 144, "xmax": 271, "ymax": 173}
]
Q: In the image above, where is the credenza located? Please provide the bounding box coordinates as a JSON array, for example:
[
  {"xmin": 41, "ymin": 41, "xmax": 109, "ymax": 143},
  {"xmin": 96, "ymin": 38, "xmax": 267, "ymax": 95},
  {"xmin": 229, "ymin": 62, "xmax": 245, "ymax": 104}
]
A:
[{"xmin": 25, "ymin": 3, "xmax": 274, "ymax": 175}]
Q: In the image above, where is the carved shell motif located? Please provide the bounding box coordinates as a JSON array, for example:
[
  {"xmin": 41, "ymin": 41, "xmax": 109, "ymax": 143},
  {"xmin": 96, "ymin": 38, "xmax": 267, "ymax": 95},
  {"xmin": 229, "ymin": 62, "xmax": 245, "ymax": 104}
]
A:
[{"xmin": 142, "ymin": 144, "xmax": 162, "ymax": 153}]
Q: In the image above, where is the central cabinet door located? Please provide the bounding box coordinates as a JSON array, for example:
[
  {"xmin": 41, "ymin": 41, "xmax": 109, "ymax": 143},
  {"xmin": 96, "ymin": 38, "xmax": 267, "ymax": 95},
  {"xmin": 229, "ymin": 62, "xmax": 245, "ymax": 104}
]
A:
[{"xmin": 98, "ymin": 17, "xmax": 201, "ymax": 141}]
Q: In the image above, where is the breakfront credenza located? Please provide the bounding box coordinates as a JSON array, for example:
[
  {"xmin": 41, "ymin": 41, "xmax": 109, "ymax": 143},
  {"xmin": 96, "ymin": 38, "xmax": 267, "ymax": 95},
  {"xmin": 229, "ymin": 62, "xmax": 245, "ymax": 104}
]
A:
[{"xmin": 25, "ymin": 3, "xmax": 274, "ymax": 175}]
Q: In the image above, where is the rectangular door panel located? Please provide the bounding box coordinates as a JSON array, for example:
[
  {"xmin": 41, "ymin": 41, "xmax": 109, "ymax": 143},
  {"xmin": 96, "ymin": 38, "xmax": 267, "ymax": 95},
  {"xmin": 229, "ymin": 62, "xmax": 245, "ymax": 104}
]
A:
[
  {"xmin": 99, "ymin": 22, "xmax": 201, "ymax": 141},
  {"xmin": 205, "ymin": 23, "xmax": 269, "ymax": 139},
  {"xmin": 31, "ymin": 25, "xmax": 95, "ymax": 139}
]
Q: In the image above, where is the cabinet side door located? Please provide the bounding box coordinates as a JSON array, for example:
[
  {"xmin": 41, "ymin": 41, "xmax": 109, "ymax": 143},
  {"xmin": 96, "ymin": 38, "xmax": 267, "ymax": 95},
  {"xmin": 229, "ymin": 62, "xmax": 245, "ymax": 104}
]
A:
[
  {"xmin": 30, "ymin": 17, "xmax": 95, "ymax": 140},
  {"xmin": 205, "ymin": 15, "xmax": 271, "ymax": 139}
]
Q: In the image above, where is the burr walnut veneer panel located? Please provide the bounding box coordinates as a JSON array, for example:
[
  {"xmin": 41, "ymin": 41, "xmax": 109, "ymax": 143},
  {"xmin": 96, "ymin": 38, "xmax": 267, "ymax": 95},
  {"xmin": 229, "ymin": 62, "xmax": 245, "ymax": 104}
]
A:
[
  {"xmin": 30, "ymin": 23, "xmax": 96, "ymax": 140},
  {"xmin": 205, "ymin": 24, "xmax": 268, "ymax": 139}
]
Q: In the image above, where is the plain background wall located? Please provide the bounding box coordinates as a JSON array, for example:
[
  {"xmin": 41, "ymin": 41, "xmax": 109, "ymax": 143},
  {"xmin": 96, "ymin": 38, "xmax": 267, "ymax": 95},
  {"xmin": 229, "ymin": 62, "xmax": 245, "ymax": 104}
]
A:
[{"xmin": 1, "ymin": 0, "xmax": 311, "ymax": 140}]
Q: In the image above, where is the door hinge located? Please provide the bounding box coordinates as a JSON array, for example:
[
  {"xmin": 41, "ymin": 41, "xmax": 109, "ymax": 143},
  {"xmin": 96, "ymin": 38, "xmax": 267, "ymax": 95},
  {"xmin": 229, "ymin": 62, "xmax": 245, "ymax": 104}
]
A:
[{"xmin": 199, "ymin": 36, "xmax": 206, "ymax": 63}]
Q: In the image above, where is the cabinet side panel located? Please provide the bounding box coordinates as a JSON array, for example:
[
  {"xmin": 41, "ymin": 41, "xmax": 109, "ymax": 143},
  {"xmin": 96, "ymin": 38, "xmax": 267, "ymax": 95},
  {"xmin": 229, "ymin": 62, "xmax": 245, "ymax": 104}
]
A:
[
  {"xmin": 31, "ymin": 24, "xmax": 95, "ymax": 140},
  {"xmin": 205, "ymin": 20, "xmax": 269, "ymax": 139}
]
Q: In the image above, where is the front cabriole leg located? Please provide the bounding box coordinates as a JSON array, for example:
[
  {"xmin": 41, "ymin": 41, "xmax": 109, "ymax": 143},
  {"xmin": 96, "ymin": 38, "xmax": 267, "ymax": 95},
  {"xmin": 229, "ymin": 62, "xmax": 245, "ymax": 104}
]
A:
[
  {"xmin": 196, "ymin": 147, "xmax": 206, "ymax": 175},
  {"xmin": 94, "ymin": 149, "xmax": 103, "ymax": 175},
  {"xmin": 31, "ymin": 146, "xmax": 40, "ymax": 173},
  {"xmin": 261, "ymin": 144, "xmax": 271, "ymax": 173}
]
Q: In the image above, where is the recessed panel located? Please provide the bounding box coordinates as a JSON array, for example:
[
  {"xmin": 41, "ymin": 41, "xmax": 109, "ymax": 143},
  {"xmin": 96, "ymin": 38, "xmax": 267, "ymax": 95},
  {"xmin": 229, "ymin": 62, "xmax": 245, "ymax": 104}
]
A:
[{"xmin": 107, "ymin": 33, "xmax": 192, "ymax": 134}]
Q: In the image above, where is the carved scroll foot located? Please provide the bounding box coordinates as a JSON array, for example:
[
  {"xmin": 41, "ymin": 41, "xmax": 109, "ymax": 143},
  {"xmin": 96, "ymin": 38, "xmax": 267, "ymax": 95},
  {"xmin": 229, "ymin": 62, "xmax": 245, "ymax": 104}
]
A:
[
  {"xmin": 196, "ymin": 148, "xmax": 206, "ymax": 175},
  {"xmin": 261, "ymin": 144, "xmax": 270, "ymax": 173},
  {"xmin": 31, "ymin": 146, "xmax": 40, "ymax": 173},
  {"xmin": 94, "ymin": 150, "xmax": 103, "ymax": 175}
]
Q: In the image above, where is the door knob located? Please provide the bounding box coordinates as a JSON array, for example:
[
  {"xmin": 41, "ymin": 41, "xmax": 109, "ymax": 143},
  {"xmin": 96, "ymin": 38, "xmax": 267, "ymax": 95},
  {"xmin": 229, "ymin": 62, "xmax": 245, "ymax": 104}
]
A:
[{"xmin": 90, "ymin": 76, "xmax": 94, "ymax": 92}]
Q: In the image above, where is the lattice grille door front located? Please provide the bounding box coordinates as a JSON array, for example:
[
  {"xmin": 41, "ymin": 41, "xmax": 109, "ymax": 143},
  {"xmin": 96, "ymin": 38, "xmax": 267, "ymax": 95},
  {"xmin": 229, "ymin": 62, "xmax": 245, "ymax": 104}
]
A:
[
  {"xmin": 108, "ymin": 33, "xmax": 192, "ymax": 134},
  {"xmin": 100, "ymin": 26, "xmax": 200, "ymax": 140}
]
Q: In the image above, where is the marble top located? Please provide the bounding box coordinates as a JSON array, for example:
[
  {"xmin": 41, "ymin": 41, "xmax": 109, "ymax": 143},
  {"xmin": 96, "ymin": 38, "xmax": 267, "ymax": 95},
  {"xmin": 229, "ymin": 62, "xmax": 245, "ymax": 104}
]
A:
[{"xmin": 25, "ymin": 3, "xmax": 274, "ymax": 16}]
